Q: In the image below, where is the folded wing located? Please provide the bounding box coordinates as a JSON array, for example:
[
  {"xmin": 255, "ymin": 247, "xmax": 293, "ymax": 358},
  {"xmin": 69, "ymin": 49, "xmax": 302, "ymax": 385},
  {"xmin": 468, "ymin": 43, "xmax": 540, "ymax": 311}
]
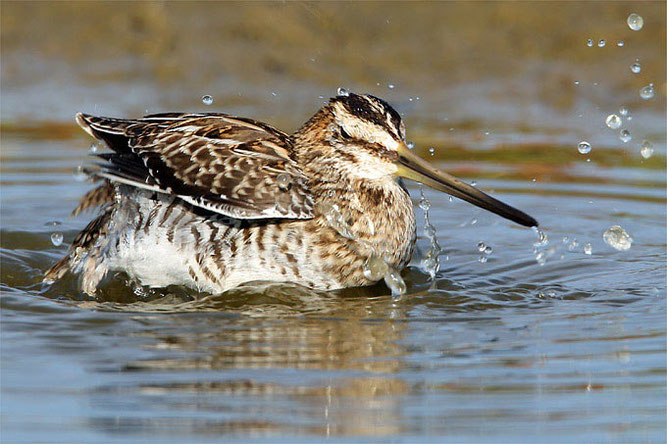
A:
[{"xmin": 77, "ymin": 112, "xmax": 315, "ymax": 220}]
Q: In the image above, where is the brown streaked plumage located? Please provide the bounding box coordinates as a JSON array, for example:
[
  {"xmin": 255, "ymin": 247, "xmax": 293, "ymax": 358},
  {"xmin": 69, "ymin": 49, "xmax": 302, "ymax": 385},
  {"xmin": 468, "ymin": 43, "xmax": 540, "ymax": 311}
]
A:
[{"xmin": 45, "ymin": 91, "xmax": 537, "ymax": 296}]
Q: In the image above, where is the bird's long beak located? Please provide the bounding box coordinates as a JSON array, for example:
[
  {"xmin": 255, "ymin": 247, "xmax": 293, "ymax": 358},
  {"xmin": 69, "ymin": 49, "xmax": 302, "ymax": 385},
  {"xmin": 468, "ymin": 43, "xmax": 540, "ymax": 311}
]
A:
[{"xmin": 395, "ymin": 143, "xmax": 538, "ymax": 227}]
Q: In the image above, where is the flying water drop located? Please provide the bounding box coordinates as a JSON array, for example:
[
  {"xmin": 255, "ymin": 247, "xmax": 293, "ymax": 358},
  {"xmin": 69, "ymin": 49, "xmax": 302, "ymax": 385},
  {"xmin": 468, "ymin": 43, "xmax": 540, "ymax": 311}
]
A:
[
  {"xmin": 336, "ymin": 87, "xmax": 350, "ymax": 97},
  {"xmin": 605, "ymin": 114, "xmax": 622, "ymax": 129},
  {"xmin": 603, "ymin": 225, "xmax": 633, "ymax": 251},
  {"xmin": 639, "ymin": 84, "xmax": 655, "ymax": 100},
  {"xmin": 202, "ymin": 95, "xmax": 213, "ymax": 105},
  {"xmin": 619, "ymin": 129, "xmax": 631, "ymax": 143},
  {"xmin": 586, "ymin": 39, "xmax": 594, "ymax": 47},
  {"xmin": 276, "ymin": 173, "xmax": 291, "ymax": 191},
  {"xmin": 630, "ymin": 62, "xmax": 641, "ymax": 73},
  {"xmin": 577, "ymin": 141, "xmax": 592, "ymax": 154},
  {"xmin": 583, "ymin": 243, "xmax": 593, "ymax": 255},
  {"xmin": 568, "ymin": 239, "xmax": 579, "ymax": 251},
  {"xmin": 50, "ymin": 232, "xmax": 63, "ymax": 247},
  {"xmin": 73, "ymin": 165, "xmax": 87, "ymax": 182},
  {"xmin": 627, "ymin": 13, "xmax": 644, "ymax": 31},
  {"xmin": 597, "ymin": 39, "xmax": 606, "ymax": 47},
  {"xmin": 619, "ymin": 106, "xmax": 629, "ymax": 116},
  {"xmin": 640, "ymin": 140, "xmax": 654, "ymax": 159},
  {"xmin": 533, "ymin": 228, "xmax": 548, "ymax": 247}
]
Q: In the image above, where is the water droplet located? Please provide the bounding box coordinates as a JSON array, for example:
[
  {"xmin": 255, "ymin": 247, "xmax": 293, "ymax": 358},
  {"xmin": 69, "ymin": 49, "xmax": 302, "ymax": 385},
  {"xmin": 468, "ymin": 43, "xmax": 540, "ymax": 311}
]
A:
[
  {"xmin": 568, "ymin": 239, "xmax": 579, "ymax": 251},
  {"xmin": 45, "ymin": 220, "xmax": 61, "ymax": 227},
  {"xmin": 617, "ymin": 40, "xmax": 624, "ymax": 47},
  {"xmin": 477, "ymin": 241, "xmax": 486, "ymax": 252},
  {"xmin": 73, "ymin": 165, "xmax": 87, "ymax": 182},
  {"xmin": 418, "ymin": 194, "xmax": 431, "ymax": 211},
  {"xmin": 619, "ymin": 106, "xmax": 629, "ymax": 116},
  {"xmin": 336, "ymin": 87, "xmax": 349, "ymax": 97},
  {"xmin": 484, "ymin": 131, "xmax": 490, "ymax": 136},
  {"xmin": 484, "ymin": 246, "xmax": 493, "ymax": 255},
  {"xmin": 471, "ymin": 181, "xmax": 477, "ymax": 186},
  {"xmin": 202, "ymin": 95, "xmax": 213, "ymax": 105},
  {"xmin": 619, "ymin": 129, "xmax": 631, "ymax": 143},
  {"xmin": 383, "ymin": 267, "xmax": 406, "ymax": 298},
  {"xmin": 271, "ymin": 92, "xmax": 277, "ymax": 97},
  {"xmin": 50, "ymin": 232, "xmax": 63, "ymax": 246},
  {"xmin": 533, "ymin": 228, "xmax": 549, "ymax": 247},
  {"xmin": 605, "ymin": 114, "xmax": 622, "ymax": 129},
  {"xmin": 388, "ymin": 84, "xmax": 395, "ymax": 89},
  {"xmin": 363, "ymin": 253, "xmax": 389, "ymax": 280},
  {"xmin": 276, "ymin": 173, "xmax": 291, "ymax": 191},
  {"xmin": 597, "ymin": 39, "xmax": 606, "ymax": 47},
  {"xmin": 562, "ymin": 236, "xmax": 569, "ymax": 244},
  {"xmin": 478, "ymin": 255, "xmax": 488, "ymax": 263},
  {"xmin": 574, "ymin": 81, "xmax": 580, "ymax": 85},
  {"xmin": 639, "ymin": 84, "xmax": 655, "ymax": 100},
  {"xmin": 627, "ymin": 13, "xmax": 644, "ymax": 31},
  {"xmin": 428, "ymin": 147, "xmax": 435, "ymax": 156},
  {"xmin": 327, "ymin": 189, "xmax": 335, "ymax": 198},
  {"xmin": 407, "ymin": 141, "xmax": 415, "ymax": 149},
  {"xmin": 630, "ymin": 62, "xmax": 641, "ymax": 73},
  {"xmin": 586, "ymin": 39, "xmax": 594, "ymax": 47},
  {"xmin": 586, "ymin": 158, "xmax": 591, "ymax": 163},
  {"xmin": 603, "ymin": 225, "xmax": 633, "ymax": 251},
  {"xmin": 317, "ymin": 201, "xmax": 354, "ymax": 239},
  {"xmin": 531, "ymin": 178, "xmax": 537, "ymax": 183},
  {"xmin": 535, "ymin": 252, "xmax": 547, "ymax": 266},
  {"xmin": 448, "ymin": 196, "xmax": 453, "ymax": 202},
  {"xmin": 89, "ymin": 142, "xmax": 99, "ymax": 153},
  {"xmin": 577, "ymin": 141, "xmax": 592, "ymax": 154},
  {"xmin": 583, "ymin": 243, "xmax": 593, "ymax": 255},
  {"xmin": 470, "ymin": 218, "xmax": 477, "ymax": 225},
  {"xmin": 640, "ymin": 140, "xmax": 654, "ymax": 159}
]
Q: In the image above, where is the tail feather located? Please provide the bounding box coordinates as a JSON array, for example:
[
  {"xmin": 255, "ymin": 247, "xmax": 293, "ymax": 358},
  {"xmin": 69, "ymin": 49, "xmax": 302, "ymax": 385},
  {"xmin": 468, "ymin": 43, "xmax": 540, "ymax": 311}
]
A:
[
  {"xmin": 43, "ymin": 206, "xmax": 114, "ymax": 286},
  {"xmin": 71, "ymin": 181, "xmax": 115, "ymax": 216}
]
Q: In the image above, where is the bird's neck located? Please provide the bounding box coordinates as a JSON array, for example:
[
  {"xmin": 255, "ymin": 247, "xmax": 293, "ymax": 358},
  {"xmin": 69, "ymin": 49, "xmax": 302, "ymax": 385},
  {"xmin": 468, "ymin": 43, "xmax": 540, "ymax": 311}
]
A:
[{"xmin": 293, "ymin": 118, "xmax": 416, "ymax": 265}]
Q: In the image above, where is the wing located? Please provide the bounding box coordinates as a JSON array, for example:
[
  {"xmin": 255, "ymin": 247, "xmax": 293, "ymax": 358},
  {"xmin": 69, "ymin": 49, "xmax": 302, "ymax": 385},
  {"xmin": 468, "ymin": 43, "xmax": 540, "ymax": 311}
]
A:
[{"xmin": 76, "ymin": 112, "xmax": 315, "ymax": 220}]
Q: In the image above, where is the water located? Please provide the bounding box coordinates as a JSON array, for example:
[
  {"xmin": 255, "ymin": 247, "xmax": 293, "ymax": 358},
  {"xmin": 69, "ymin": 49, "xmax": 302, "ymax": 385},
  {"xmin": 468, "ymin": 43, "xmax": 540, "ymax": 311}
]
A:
[
  {"xmin": 577, "ymin": 141, "xmax": 592, "ymax": 154},
  {"xmin": 641, "ymin": 140, "xmax": 655, "ymax": 159},
  {"xmin": 605, "ymin": 114, "xmax": 621, "ymax": 130},
  {"xmin": 2, "ymin": 3, "xmax": 666, "ymax": 442},
  {"xmin": 630, "ymin": 62, "xmax": 641, "ymax": 74},
  {"xmin": 619, "ymin": 129, "xmax": 632, "ymax": 143},
  {"xmin": 201, "ymin": 95, "xmax": 214, "ymax": 105},
  {"xmin": 603, "ymin": 225, "xmax": 633, "ymax": 251},
  {"xmin": 640, "ymin": 84, "xmax": 655, "ymax": 100},
  {"xmin": 627, "ymin": 13, "xmax": 644, "ymax": 31}
]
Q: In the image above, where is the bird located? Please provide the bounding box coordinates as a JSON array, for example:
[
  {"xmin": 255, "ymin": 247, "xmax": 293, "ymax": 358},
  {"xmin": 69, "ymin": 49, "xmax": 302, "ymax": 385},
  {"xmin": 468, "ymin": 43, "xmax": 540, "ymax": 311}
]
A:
[{"xmin": 44, "ymin": 89, "xmax": 538, "ymax": 296}]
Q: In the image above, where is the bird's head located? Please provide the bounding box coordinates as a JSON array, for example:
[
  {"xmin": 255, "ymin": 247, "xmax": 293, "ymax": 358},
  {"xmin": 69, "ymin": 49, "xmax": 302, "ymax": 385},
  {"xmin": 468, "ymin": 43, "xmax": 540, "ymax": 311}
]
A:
[{"xmin": 296, "ymin": 89, "xmax": 537, "ymax": 227}]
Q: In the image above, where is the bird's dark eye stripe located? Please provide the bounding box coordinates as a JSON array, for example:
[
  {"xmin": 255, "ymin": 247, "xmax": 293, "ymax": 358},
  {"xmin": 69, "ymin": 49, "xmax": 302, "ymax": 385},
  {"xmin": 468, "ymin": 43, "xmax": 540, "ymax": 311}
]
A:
[{"xmin": 339, "ymin": 126, "xmax": 351, "ymax": 139}]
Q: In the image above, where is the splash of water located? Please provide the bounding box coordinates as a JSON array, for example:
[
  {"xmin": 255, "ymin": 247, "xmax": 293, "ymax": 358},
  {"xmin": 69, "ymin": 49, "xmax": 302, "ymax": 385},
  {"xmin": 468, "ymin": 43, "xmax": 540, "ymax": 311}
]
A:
[{"xmin": 419, "ymin": 187, "xmax": 442, "ymax": 286}]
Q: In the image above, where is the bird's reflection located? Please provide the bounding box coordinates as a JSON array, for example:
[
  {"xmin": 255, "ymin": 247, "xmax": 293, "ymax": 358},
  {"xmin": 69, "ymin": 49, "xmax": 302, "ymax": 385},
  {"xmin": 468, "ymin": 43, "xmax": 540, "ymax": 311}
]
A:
[{"xmin": 86, "ymin": 281, "xmax": 412, "ymax": 436}]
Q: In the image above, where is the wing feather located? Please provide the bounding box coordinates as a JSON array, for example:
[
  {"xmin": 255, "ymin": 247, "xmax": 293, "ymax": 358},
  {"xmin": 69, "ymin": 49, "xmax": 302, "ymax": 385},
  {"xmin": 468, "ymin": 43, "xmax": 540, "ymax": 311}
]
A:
[{"xmin": 76, "ymin": 112, "xmax": 314, "ymax": 220}]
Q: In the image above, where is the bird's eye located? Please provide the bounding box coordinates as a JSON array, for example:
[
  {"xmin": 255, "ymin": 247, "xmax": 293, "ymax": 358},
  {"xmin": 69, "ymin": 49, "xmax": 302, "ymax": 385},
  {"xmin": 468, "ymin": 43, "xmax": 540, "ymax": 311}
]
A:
[{"xmin": 339, "ymin": 126, "xmax": 351, "ymax": 140}]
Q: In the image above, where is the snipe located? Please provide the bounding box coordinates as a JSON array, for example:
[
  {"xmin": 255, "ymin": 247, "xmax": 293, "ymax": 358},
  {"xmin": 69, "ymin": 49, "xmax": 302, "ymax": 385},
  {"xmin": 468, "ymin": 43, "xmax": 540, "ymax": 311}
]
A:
[{"xmin": 45, "ymin": 90, "xmax": 537, "ymax": 295}]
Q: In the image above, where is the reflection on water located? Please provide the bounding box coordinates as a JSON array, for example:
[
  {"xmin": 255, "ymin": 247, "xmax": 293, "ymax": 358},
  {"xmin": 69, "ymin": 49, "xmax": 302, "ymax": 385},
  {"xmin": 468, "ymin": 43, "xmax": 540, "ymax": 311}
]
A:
[{"xmin": 1, "ymin": 1, "xmax": 666, "ymax": 442}]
